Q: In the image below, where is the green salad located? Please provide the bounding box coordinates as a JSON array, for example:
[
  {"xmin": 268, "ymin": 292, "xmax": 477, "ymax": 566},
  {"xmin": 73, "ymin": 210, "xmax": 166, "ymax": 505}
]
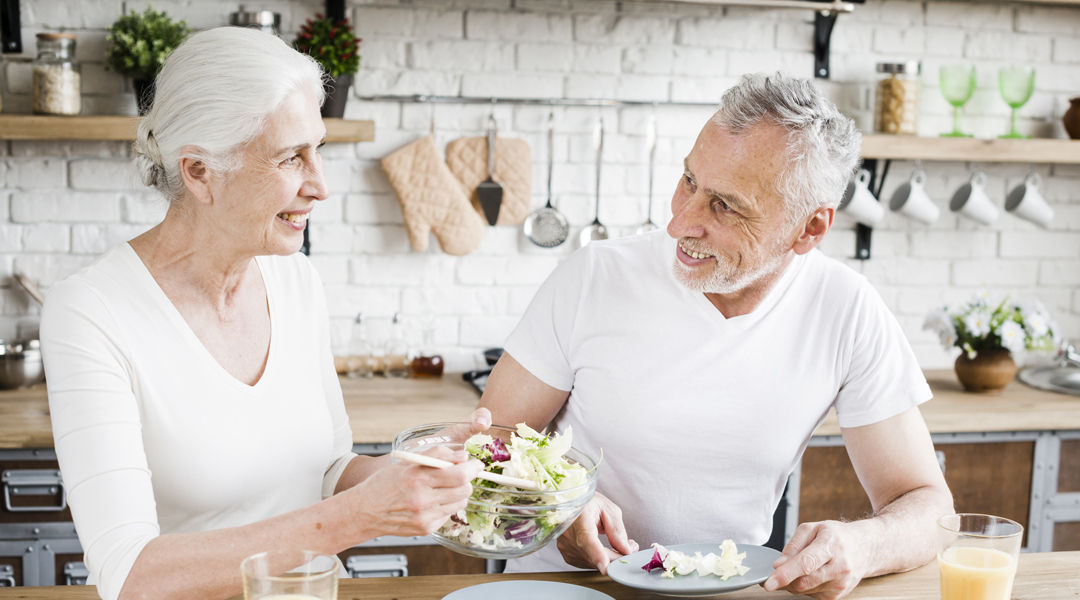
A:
[{"xmin": 439, "ymin": 424, "xmax": 590, "ymax": 551}]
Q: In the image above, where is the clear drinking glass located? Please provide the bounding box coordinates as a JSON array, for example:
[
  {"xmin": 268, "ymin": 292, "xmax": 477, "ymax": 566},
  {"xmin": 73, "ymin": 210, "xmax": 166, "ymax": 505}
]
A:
[
  {"xmin": 937, "ymin": 514, "xmax": 1023, "ymax": 600},
  {"xmin": 940, "ymin": 65, "xmax": 977, "ymax": 138},
  {"xmin": 241, "ymin": 549, "xmax": 338, "ymax": 600},
  {"xmin": 998, "ymin": 66, "xmax": 1036, "ymax": 139}
]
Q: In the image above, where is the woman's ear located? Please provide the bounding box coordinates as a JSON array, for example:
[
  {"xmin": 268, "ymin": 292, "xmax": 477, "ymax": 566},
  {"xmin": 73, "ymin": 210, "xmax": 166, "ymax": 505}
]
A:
[
  {"xmin": 792, "ymin": 205, "xmax": 835, "ymax": 256},
  {"xmin": 178, "ymin": 146, "xmax": 214, "ymax": 206}
]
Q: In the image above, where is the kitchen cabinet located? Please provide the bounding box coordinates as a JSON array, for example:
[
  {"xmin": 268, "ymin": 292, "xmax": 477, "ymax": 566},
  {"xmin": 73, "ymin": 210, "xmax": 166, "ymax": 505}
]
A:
[{"xmin": 790, "ymin": 371, "xmax": 1080, "ymax": 553}]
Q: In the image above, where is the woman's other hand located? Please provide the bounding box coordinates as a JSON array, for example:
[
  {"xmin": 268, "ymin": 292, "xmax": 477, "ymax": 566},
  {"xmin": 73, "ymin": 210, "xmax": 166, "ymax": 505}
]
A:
[
  {"xmin": 350, "ymin": 446, "xmax": 483, "ymax": 538},
  {"xmin": 466, "ymin": 407, "xmax": 491, "ymax": 434}
]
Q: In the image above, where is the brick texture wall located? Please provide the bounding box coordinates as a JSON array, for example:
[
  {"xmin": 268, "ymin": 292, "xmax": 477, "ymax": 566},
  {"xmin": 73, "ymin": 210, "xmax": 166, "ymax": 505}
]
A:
[{"xmin": 2, "ymin": 0, "xmax": 1079, "ymax": 371}]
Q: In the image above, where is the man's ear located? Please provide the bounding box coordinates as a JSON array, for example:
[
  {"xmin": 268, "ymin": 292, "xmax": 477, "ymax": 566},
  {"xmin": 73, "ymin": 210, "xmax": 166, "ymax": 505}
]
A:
[
  {"xmin": 792, "ymin": 205, "xmax": 834, "ymax": 256},
  {"xmin": 178, "ymin": 146, "xmax": 214, "ymax": 206}
]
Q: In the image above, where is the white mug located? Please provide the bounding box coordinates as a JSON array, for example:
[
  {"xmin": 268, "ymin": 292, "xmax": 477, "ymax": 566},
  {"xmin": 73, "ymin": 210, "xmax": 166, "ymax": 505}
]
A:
[
  {"xmin": 889, "ymin": 169, "xmax": 940, "ymax": 224},
  {"xmin": 839, "ymin": 169, "xmax": 884, "ymax": 226},
  {"xmin": 1006, "ymin": 172, "xmax": 1054, "ymax": 228},
  {"xmin": 949, "ymin": 170, "xmax": 999, "ymax": 226}
]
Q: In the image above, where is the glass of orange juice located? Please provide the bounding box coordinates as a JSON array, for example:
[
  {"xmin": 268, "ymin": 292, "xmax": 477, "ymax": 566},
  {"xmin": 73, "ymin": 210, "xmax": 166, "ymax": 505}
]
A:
[
  {"xmin": 241, "ymin": 549, "xmax": 339, "ymax": 600},
  {"xmin": 938, "ymin": 514, "xmax": 1023, "ymax": 600}
]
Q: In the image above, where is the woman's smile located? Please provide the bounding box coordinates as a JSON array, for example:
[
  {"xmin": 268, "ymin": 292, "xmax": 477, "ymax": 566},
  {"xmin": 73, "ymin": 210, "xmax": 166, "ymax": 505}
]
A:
[{"xmin": 276, "ymin": 210, "xmax": 311, "ymax": 230}]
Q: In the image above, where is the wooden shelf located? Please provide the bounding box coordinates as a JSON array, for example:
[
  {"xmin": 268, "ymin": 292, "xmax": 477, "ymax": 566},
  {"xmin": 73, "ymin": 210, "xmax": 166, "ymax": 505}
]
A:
[
  {"xmin": 861, "ymin": 134, "xmax": 1080, "ymax": 164},
  {"xmin": 0, "ymin": 115, "xmax": 374, "ymax": 143}
]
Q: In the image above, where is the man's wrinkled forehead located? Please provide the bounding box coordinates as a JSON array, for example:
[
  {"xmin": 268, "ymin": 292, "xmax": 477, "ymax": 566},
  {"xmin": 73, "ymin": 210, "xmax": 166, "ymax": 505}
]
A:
[{"xmin": 686, "ymin": 120, "xmax": 789, "ymax": 213}]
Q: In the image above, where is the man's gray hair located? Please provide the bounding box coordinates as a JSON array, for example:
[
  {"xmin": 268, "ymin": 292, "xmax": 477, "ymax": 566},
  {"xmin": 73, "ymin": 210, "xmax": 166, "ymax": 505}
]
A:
[{"xmin": 711, "ymin": 72, "xmax": 861, "ymax": 227}]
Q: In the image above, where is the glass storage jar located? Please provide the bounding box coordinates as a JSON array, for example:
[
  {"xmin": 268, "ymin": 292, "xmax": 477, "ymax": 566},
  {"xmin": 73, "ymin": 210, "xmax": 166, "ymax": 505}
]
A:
[
  {"xmin": 33, "ymin": 33, "xmax": 81, "ymax": 116},
  {"xmin": 874, "ymin": 61, "xmax": 920, "ymax": 135}
]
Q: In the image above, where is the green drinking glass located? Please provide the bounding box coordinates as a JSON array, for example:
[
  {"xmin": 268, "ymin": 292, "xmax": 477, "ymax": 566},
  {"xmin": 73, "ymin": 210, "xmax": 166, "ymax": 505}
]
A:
[
  {"xmin": 998, "ymin": 66, "xmax": 1036, "ymax": 139},
  {"xmin": 939, "ymin": 65, "xmax": 976, "ymax": 138}
]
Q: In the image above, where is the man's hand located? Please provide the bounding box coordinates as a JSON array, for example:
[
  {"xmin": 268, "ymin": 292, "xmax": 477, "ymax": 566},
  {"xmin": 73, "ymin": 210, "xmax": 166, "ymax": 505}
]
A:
[
  {"xmin": 556, "ymin": 492, "xmax": 639, "ymax": 575},
  {"xmin": 763, "ymin": 520, "xmax": 869, "ymax": 600}
]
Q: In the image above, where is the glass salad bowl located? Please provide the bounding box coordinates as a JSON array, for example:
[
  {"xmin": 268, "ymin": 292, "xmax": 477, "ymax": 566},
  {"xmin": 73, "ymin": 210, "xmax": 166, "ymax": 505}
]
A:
[{"xmin": 392, "ymin": 422, "xmax": 599, "ymax": 560}]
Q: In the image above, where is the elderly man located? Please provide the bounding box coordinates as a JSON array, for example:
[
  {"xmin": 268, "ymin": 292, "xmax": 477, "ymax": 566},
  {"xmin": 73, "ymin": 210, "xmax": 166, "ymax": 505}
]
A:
[{"xmin": 477, "ymin": 72, "xmax": 953, "ymax": 600}]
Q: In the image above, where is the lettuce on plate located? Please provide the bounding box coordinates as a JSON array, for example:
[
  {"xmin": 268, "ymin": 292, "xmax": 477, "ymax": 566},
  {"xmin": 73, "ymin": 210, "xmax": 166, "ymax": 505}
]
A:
[{"xmin": 642, "ymin": 540, "xmax": 750, "ymax": 580}]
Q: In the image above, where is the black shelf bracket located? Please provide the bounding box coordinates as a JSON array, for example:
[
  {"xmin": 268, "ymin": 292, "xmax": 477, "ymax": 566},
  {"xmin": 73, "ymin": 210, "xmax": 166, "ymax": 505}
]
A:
[
  {"xmin": 852, "ymin": 158, "xmax": 891, "ymax": 261},
  {"xmin": 325, "ymin": 0, "xmax": 346, "ymax": 21},
  {"xmin": 1, "ymin": 0, "xmax": 22, "ymax": 54},
  {"xmin": 813, "ymin": 10, "xmax": 839, "ymax": 79}
]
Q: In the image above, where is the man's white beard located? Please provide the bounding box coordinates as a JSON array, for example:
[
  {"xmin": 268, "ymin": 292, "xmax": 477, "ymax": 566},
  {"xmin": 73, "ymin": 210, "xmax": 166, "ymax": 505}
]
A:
[{"xmin": 672, "ymin": 239, "xmax": 787, "ymax": 295}]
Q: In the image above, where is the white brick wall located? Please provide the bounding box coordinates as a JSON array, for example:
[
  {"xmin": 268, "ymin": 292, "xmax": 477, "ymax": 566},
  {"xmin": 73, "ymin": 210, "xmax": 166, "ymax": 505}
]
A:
[{"xmin": 1, "ymin": 0, "xmax": 1079, "ymax": 371}]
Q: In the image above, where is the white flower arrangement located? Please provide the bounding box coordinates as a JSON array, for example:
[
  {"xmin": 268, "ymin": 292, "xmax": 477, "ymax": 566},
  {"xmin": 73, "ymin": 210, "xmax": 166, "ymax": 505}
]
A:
[{"xmin": 923, "ymin": 291, "xmax": 1058, "ymax": 359}]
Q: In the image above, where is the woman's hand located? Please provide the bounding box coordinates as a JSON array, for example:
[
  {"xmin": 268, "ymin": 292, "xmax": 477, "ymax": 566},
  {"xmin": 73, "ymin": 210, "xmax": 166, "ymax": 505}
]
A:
[
  {"xmin": 466, "ymin": 407, "xmax": 492, "ymax": 434},
  {"xmin": 350, "ymin": 446, "xmax": 483, "ymax": 538}
]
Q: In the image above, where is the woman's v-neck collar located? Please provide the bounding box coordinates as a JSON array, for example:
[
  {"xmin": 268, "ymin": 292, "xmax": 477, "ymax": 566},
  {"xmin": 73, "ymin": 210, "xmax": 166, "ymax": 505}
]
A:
[
  {"xmin": 679, "ymin": 248, "xmax": 807, "ymax": 333},
  {"xmin": 119, "ymin": 243, "xmax": 277, "ymax": 395}
]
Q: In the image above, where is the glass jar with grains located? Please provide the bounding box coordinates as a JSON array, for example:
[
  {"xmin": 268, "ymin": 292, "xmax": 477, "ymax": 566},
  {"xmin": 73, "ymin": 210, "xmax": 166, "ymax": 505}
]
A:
[
  {"xmin": 874, "ymin": 61, "xmax": 920, "ymax": 135},
  {"xmin": 33, "ymin": 33, "xmax": 81, "ymax": 116}
]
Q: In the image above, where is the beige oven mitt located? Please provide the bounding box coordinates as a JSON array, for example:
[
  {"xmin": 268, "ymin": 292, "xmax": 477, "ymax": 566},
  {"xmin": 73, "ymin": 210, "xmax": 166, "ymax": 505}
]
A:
[
  {"xmin": 380, "ymin": 135, "xmax": 485, "ymax": 256},
  {"xmin": 446, "ymin": 136, "xmax": 532, "ymax": 226}
]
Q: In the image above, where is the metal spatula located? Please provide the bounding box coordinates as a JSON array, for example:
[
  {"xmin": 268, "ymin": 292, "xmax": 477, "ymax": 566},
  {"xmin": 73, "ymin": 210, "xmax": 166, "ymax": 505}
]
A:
[{"xmin": 477, "ymin": 115, "xmax": 503, "ymax": 226}]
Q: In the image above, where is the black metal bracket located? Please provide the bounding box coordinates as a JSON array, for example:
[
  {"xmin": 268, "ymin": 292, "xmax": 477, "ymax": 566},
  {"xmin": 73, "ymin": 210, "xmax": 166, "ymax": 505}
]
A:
[
  {"xmin": 813, "ymin": 10, "xmax": 839, "ymax": 79},
  {"xmin": 853, "ymin": 158, "xmax": 891, "ymax": 260},
  {"xmin": 325, "ymin": 0, "xmax": 346, "ymax": 22},
  {"xmin": 1, "ymin": 0, "xmax": 22, "ymax": 54},
  {"xmin": 301, "ymin": 226, "xmax": 311, "ymax": 256}
]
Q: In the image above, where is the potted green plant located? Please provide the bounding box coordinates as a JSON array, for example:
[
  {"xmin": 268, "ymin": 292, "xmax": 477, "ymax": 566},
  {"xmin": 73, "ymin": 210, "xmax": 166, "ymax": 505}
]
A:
[
  {"xmin": 105, "ymin": 6, "xmax": 191, "ymax": 115},
  {"xmin": 924, "ymin": 291, "xmax": 1058, "ymax": 393},
  {"xmin": 294, "ymin": 14, "xmax": 361, "ymax": 118}
]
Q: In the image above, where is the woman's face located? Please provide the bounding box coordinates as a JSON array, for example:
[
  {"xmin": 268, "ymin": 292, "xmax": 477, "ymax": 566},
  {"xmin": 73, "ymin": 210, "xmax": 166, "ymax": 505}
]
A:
[{"xmin": 211, "ymin": 87, "xmax": 328, "ymax": 257}]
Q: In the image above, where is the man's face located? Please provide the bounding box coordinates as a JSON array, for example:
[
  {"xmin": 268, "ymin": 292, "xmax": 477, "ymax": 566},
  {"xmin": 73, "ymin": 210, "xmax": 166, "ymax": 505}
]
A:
[{"xmin": 667, "ymin": 120, "xmax": 796, "ymax": 295}]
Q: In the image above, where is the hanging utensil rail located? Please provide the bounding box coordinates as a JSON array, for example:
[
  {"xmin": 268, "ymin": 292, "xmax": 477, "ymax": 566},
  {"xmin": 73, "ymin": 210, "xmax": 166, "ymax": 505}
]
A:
[{"xmin": 357, "ymin": 95, "xmax": 720, "ymax": 108}]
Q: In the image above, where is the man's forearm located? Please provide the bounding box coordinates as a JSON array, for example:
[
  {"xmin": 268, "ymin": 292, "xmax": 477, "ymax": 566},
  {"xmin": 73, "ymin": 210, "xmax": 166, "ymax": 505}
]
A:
[{"xmin": 853, "ymin": 484, "xmax": 955, "ymax": 578}]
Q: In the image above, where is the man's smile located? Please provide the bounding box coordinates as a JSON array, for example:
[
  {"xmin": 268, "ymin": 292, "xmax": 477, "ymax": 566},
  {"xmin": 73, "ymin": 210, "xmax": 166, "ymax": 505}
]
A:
[{"xmin": 678, "ymin": 241, "xmax": 716, "ymax": 261}]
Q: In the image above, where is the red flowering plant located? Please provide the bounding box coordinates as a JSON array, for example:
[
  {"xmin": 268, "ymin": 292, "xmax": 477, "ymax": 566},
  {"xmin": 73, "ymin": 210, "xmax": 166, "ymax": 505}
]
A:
[{"xmin": 293, "ymin": 14, "xmax": 361, "ymax": 78}]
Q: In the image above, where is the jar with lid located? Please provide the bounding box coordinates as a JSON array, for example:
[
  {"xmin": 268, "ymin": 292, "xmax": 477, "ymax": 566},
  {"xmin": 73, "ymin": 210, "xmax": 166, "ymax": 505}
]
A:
[
  {"xmin": 33, "ymin": 33, "xmax": 81, "ymax": 116},
  {"xmin": 410, "ymin": 318, "xmax": 444, "ymax": 378},
  {"xmin": 874, "ymin": 61, "xmax": 920, "ymax": 136}
]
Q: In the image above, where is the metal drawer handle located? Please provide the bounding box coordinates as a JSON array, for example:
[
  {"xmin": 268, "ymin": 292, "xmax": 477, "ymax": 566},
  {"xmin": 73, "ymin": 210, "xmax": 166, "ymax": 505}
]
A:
[
  {"xmin": 1, "ymin": 470, "xmax": 66, "ymax": 512},
  {"xmin": 0, "ymin": 564, "xmax": 15, "ymax": 587},
  {"xmin": 64, "ymin": 561, "xmax": 89, "ymax": 586},
  {"xmin": 345, "ymin": 554, "xmax": 408, "ymax": 578}
]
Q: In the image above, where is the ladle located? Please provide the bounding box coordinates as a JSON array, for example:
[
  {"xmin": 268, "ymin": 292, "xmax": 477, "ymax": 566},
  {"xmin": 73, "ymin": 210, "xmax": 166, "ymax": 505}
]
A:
[{"xmin": 523, "ymin": 112, "xmax": 569, "ymax": 247}]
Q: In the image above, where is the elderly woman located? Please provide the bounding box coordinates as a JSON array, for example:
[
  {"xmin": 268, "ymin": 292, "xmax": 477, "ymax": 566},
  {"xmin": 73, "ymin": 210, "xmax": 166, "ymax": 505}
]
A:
[{"xmin": 40, "ymin": 27, "xmax": 485, "ymax": 600}]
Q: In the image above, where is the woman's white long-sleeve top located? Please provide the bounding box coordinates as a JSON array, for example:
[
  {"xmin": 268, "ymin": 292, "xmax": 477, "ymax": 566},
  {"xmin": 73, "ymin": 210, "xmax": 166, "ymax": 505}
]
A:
[{"xmin": 40, "ymin": 244, "xmax": 355, "ymax": 600}]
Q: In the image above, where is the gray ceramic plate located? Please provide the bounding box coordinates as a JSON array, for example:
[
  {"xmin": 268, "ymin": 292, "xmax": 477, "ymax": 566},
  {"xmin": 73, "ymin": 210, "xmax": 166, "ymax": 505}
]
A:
[
  {"xmin": 442, "ymin": 580, "xmax": 615, "ymax": 600},
  {"xmin": 607, "ymin": 543, "xmax": 781, "ymax": 597}
]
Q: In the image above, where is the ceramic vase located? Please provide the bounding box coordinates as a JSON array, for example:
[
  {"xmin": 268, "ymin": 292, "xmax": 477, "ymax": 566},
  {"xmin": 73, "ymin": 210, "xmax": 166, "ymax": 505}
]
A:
[
  {"xmin": 1064, "ymin": 97, "xmax": 1080, "ymax": 140},
  {"xmin": 321, "ymin": 73, "xmax": 353, "ymax": 119},
  {"xmin": 954, "ymin": 349, "xmax": 1016, "ymax": 394}
]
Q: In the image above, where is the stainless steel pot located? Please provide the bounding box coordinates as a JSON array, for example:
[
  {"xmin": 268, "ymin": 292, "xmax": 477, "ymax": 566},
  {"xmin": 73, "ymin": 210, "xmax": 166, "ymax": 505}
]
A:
[{"xmin": 0, "ymin": 339, "xmax": 45, "ymax": 390}]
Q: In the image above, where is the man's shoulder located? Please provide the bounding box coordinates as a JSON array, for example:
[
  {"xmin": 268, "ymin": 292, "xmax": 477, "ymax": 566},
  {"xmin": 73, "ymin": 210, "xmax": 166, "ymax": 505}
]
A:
[
  {"xmin": 576, "ymin": 230, "xmax": 671, "ymax": 273},
  {"xmin": 799, "ymin": 249, "xmax": 874, "ymax": 299}
]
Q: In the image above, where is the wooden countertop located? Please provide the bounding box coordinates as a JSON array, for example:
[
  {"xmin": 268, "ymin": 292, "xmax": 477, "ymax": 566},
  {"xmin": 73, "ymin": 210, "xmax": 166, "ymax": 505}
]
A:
[
  {"xmin": 0, "ymin": 551, "xmax": 1076, "ymax": 599},
  {"xmin": 1, "ymin": 370, "xmax": 1077, "ymax": 450}
]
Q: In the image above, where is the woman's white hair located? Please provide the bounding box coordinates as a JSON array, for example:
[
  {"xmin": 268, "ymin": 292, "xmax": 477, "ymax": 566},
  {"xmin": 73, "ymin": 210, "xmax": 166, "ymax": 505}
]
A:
[
  {"xmin": 133, "ymin": 27, "xmax": 326, "ymax": 202},
  {"xmin": 711, "ymin": 72, "xmax": 861, "ymax": 228}
]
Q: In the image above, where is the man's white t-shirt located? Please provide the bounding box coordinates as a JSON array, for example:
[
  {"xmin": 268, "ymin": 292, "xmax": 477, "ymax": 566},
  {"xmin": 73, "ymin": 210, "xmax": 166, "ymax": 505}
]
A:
[
  {"xmin": 40, "ymin": 244, "xmax": 355, "ymax": 600},
  {"xmin": 503, "ymin": 231, "xmax": 930, "ymax": 573}
]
